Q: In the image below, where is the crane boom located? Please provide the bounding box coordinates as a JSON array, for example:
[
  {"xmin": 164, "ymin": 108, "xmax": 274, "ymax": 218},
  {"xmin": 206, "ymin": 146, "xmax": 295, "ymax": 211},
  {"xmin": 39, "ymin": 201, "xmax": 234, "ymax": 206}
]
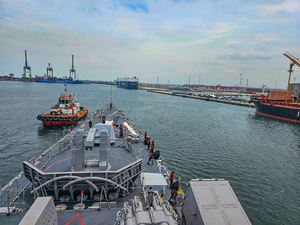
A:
[
  {"xmin": 283, "ymin": 52, "xmax": 300, "ymax": 67},
  {"xmin": 283, "ymin": 51, "xmax": 300, "ymax": 102}
]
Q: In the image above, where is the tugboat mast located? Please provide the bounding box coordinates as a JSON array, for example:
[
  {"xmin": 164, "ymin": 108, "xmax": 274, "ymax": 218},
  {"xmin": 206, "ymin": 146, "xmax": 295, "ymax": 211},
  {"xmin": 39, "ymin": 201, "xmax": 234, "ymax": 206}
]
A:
[{"xmin": 64, "ymin": 83, "xmax": 68, "ymax": 93}]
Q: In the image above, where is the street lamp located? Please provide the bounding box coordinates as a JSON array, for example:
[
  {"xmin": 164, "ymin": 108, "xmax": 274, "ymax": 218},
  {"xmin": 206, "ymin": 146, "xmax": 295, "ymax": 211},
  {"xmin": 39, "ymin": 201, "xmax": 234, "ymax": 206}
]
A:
[
  {"xmin": 239, "ymin": 74, "xmax": 242, "ymax": 95},
  {"xmin": 189, "ymin": 76, "xmax": 191, "ymax": 86}
]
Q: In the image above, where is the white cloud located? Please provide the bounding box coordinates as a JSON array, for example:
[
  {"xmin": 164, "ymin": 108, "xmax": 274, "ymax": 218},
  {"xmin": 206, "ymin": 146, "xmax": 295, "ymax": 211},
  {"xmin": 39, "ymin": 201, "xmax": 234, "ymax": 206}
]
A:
[
  {"xmin": 249, "ymin": 33, "xmax": 280, "ymax": 43},
  {"xmin": 226, "ymin": 41, "xmax": 243, "ymax": 45},
  {"xmin": 225, "ymin": 69, "xmax": 235, "ymax": 72},
  {"xmin": 158, "ymin": 22, "xmax": 185, "ymax": 33},
  {"xmin": 260, "ymin": 0, "xmax": 300, "ymax": 14},
  {"xmin": 210, "ymin": 22, "xmax": 240, "ymax": 34},
  {"xmin": 183, "ymin": 69, "xmax": 198, "ymax": 73},
  {"xmin": 276, "ymin": 18, "xmax": 289, "ymax": 23}
]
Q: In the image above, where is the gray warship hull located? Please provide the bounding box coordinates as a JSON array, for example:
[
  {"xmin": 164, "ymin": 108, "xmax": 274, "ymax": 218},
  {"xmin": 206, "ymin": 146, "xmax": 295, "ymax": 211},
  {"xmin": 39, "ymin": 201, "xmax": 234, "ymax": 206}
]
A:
[{"xmin": 0, "ymin": 105, "xmax": 251, "ymax": 225}]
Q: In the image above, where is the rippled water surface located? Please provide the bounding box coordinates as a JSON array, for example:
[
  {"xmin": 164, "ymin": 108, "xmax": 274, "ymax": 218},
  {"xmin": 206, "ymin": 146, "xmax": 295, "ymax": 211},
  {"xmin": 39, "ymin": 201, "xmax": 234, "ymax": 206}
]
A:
[{"xmin": 0, "ymin": 81, "xmax": 300, "ymax": 224}]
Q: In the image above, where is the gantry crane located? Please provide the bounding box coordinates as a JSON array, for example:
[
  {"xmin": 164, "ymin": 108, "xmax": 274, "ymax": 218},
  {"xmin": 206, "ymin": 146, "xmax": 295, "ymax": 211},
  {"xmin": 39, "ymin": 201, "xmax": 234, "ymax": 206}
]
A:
[
  {"xmin": 70, "ymin": 54, "xmax": 76, "ymax": 80},
  {"xmin": 283, "ymin": 52, "xmax": 300, "ymax": 102},
  {"xmin": 46, "ymin": 63, "xmax": 53, "ymax": 77},
  {"xmin": 23, "ymin": 50, "xmax": 31, "ymax": 79}
]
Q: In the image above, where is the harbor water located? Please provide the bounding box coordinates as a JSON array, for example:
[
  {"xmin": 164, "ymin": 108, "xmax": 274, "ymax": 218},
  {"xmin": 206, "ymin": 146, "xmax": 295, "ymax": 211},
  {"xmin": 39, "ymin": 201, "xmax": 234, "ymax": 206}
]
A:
[{"xmin": 0, "ymin": 81, "xmax": 299, "ymax": 224}]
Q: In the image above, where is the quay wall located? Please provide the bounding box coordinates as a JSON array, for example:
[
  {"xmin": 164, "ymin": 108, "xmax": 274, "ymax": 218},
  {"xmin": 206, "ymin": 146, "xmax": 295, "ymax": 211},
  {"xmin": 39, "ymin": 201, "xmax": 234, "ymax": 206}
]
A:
[{"xmin": 139, "ymin": 87, "xmax": 255, "ymax": 108}]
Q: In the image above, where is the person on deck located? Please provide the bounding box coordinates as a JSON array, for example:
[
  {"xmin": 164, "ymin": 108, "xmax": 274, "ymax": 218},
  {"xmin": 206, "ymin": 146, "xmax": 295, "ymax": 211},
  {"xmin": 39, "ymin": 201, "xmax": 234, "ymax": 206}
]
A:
[
  {"xmin": 148, "ymin": 186, "xmax": 153, "ymax": 205},
  {"xmin": 163, "ymin": 174, "xmax": 169, "ymax": 194},
  {"xmin": 153, "ymin": 192, "xmax": 158, "ymax": 204},
  {"xmin": 120, "ymin": 124, "xmax": 123, "ymax": 137},
  {"xmin": 169, "ymin": 189, "xmax": 177, "ymax": 203},
  {"xmin": 157, "ymin": 160, "xmax": 162, "ymax": 173},
  {"xmin": 150, "ymin": 141, "xmax": 154, "ymax": 153},
  {"xmin": 147, "ymin": 151, "xmax": 153, "ymax": 165},
  {"xmin": 89, "ymin": 119, "xmax": 92, "ymax": 128},
  {"xmin": 147, "ymin": 137, "xmax": 150, "ymax": 150},
  {"xmin": 159, "ymin": 193, "xmax": 164, "ymax": 200},
  {"xmin": 169, "ymin": 171, "xmax": 174, "ymax": 188},
  {"xmin": 144, "ymin": 131, "xmax": 147, "ymax": 141},
  {"xmin": 102, "ymin": 115, "xmax": 106, "ymax": 124}
]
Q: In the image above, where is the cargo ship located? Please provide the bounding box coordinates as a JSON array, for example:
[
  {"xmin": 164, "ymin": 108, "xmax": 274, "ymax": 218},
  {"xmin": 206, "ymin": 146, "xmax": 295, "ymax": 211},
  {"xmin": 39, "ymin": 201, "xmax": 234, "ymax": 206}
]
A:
[
  {"xmin": 37, "ymin": 84, "xmax": 88, "ymax": 126},
  {"xmin": 250, "ymin": 90, "xmax": 300, "ymax": 123},
  {"xmin": 251, "ymin": 52, "xmax": 300, "ymax": 124},
  {"xmin": 116, "ymin": 76, "xmax": 138, "ymax": 89},
  {"xmin": 35, "ymin": 77, "xmax": 83, "ymax": 84}
]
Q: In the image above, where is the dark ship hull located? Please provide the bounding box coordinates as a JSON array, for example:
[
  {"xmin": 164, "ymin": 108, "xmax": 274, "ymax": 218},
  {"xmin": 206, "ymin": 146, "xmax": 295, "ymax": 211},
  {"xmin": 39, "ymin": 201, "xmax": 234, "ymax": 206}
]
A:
[{"xmin": 251, "ymin": 98, "xmax": 300, "ymax": 123}]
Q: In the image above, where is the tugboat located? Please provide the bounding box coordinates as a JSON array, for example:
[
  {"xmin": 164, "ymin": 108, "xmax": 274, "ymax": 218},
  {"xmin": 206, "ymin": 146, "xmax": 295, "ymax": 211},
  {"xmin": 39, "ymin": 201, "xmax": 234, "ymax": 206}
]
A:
[{"xmin": 37, "ymin": 84, "xmax": 88, "ymax": 126}]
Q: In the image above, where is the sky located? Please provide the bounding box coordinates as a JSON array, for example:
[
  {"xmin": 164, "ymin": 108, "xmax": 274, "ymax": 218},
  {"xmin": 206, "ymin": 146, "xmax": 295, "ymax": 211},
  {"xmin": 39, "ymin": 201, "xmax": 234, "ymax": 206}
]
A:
[{"xmin": 0, "ymin": 0, "xmax": 300, "ymax": 87}]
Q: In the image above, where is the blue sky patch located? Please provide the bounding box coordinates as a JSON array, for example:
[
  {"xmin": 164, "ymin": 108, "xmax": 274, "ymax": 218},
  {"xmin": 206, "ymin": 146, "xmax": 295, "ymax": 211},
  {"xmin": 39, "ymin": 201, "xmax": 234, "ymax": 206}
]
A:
[{"xmin": 123, "ymin": 3, "xmax": 149, "ymax": 13}]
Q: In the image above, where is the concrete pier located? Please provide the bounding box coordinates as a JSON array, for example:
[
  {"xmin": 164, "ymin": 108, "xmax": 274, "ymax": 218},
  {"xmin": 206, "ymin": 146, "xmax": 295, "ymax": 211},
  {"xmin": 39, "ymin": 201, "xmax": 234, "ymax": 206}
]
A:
[{"xmin": 139, "ymin": 87, "xmax": 255, "ymax": 107}]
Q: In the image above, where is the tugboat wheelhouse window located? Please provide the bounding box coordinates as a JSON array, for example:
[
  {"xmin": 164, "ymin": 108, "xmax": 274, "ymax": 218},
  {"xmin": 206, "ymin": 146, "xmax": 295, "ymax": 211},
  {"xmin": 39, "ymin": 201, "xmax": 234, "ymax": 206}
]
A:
[{"xmin": 59, "ymin": 99, "xmax": 70, "ymax": 104}]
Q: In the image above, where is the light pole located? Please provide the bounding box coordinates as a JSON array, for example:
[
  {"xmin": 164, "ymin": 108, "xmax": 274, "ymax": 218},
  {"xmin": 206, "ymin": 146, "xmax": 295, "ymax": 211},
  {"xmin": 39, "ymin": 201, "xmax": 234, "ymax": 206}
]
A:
[
  {"xmin": 239, "ymin": 74, "xmax": 242, "ymax": 95},
  {"xmin": 189, "ymin": 76, "xmax": 191, "ymax": 86},
  {"xmin": 294, "ymin": 77, "xmax": 296, "ymax": 83},
  {"xmin": 275, "ymin": 80, "xmax": 277, "ymax": 89}
]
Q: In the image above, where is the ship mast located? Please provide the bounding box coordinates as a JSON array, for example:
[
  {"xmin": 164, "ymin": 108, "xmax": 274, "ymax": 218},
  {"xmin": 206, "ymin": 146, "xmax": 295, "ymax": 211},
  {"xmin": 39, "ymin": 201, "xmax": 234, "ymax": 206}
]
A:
[
  {"xmin": 283, "ymin": 52, "xmax": 300, "ymax": 102},
  {"xmin": 64, "ymin": 83, "xmax": 68, "ymax": 93},
  {"xmin": 110, "ymin": 81, "xmax": 113, "ymax": 109}
]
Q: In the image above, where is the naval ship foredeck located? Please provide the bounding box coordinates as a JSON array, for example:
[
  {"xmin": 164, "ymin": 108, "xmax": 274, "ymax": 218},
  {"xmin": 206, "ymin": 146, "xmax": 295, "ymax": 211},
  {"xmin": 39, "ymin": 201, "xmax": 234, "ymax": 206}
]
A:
[
  {"xmin": 42, "ymin": 142, "xmax": 140, "ymax": 173},
  {"xmin": 1, "ymin": 106, "xmax": 181, "ymax": 224},
  {"xmin": 1, "ymin": 105, "xmax": 252, "ymax": 225}
]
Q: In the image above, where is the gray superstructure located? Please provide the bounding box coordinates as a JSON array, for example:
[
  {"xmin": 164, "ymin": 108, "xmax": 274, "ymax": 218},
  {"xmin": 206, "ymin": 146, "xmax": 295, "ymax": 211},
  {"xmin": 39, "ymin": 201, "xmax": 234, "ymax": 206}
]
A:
[{"xmin": 0, "ymin": 104, "xmax": 251, "ymax": 225}]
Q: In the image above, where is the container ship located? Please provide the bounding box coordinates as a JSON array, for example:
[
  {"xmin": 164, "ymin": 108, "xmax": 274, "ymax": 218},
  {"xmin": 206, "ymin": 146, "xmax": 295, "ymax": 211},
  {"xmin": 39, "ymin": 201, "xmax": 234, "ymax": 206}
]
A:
[
  {"xmin": 35, "ymin": 77, "xmax": 83, "ymax": 84},
  {"xmin": 36, "ymin": 55, "xmax": 84, "ymax": 84},
  {"xmin": 251, "ymin": 52, "xmax": 300, "ymax": 124},
  {"xmin": 116, "ymin": 76, "xmax": 138, "ymax": 89},
  {"xmin": 37, "ymin": 84, "xmax": 88, "ymax": 126}
]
